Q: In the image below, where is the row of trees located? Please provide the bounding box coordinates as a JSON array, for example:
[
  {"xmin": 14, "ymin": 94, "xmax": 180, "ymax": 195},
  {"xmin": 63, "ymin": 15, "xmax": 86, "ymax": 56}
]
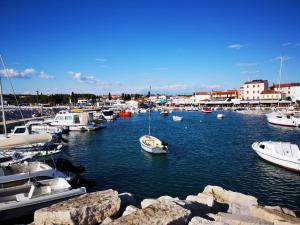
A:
[{"xmin": 4, "ymin": 91, "xmax": 152, "ymax": 105}]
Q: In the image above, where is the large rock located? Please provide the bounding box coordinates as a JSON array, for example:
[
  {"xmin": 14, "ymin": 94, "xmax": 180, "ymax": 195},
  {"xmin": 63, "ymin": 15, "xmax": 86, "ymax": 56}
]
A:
[
  {"xmin": 34, "ymin": 189, "xmax": 120, "ymax": 225},
  {"xmin": 186, "ymin": 194, "xmax": 214, "ymax": 207},
  {"xmin": 202, "ymin": 185, "xmax": 258, "ymax": 207},
  {"xmin": 188, "ymin": 216, "xmax": 228, "ymax": 225},
  {"xmin": 122, "ymin": 205, "xmax": 139, "ymax": 216},
  {"xmin": 140, "ymin": 198, "xmax": 159, "ymax": 209},
  {"xmin": 111, "ymin": 199, "xmax": 191, "ymax": 225},
  {"xmin": 249, "ymin": 205, "xmax": 300, "ymax": 224},
  {"xmin": 208, "ymin": 212, "xmax": 272, "ymax": 225}
]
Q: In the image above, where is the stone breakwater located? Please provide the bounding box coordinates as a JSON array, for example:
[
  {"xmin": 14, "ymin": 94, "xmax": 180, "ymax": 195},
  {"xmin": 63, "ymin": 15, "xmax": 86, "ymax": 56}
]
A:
[{"xmin": 32, "ymin": 186, "xmax": 300, "ymax": 225}]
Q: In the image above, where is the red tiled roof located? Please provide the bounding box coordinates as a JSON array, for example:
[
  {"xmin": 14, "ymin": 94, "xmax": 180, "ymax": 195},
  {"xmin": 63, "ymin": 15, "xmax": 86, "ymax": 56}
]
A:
[
  {"xmin": 272, "ymin": 83, "xmax": 300, "ymax": 88},
  {"xmin": 261, "ymin": 89, "xmax": 280, "ymax": 94},
  {"xmin": 195, "ymin": 92, "xmax": 209, "ymax": 95},
  {"xmin": 212, "ymin": 90, "xmax": 238, "ymax": 95}
]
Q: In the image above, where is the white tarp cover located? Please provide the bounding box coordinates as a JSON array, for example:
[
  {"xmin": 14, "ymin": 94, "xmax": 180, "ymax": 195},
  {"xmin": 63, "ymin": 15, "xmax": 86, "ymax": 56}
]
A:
[{"xmin": 0, "ymin": 133, "xmax": 52, "ymax": 150}]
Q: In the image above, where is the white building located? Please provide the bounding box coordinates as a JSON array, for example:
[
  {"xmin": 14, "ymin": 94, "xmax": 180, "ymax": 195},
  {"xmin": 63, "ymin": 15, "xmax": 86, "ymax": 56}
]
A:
[
  {"xmin": 242, "ymin": 80, "xmax": 268, "ymax": 100},
  {"xmin": 271, "ymin": 82, "xmax": 300, "ymax": 102},
  {"xmin": 194, "ymin": 92, "xmax": 211, "ymax": 102},
  {"xmin": 291, "ymin": 86, "xmax": 300, "ymax": 102},
  {"xmin": 260, "ymin": 90, "xmax": 285, "ymax": 100}
]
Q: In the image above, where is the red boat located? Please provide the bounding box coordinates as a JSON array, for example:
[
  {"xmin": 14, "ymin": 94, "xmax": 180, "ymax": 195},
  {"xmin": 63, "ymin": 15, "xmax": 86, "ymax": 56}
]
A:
[
  {"xmin": 201, "ymin": 107, "xmax": 212, "ymax": 113},
  {"xmin": 118, "ymin": 111, "xmax": 132, "ymax": 117}
]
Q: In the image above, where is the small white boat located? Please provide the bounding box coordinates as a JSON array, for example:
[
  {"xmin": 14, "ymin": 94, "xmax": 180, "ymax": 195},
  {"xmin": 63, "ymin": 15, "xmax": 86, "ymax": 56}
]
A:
[
  {"xmin": 172, "ymin": 115, "xmax": 183, "ymax": 122},
  {"xmin": 217, "ymin": 114, "xmax": 224, "ymax": 119},
  {"xmin": 139, "ymin": 135, "xmax": 168, "ymax": 154},
  {"xmin": 160, "ymin": 109, "xmax": 169, "ymax": 116},
  {"xmin": 0, "ymin": 178, "xmax": 86, "ymax": 221},
  {"xmin": 266, "ymin": 112, "xmax": 298, "ymax": 127},
  {"xmin": 252, "ymin": 141, "xmax": 300, "ymax": 172},
  {"xmin": 0, "ymin": 161, "xmax": 68, "ymax": 188}
]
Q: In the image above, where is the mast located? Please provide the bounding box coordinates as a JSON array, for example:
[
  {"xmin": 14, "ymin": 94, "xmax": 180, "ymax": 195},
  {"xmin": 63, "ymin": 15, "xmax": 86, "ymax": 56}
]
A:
[
  {"xmin": 277, "ymin": 56, "xmax": 283, "ymax": 108},
  {"xmin": 148, "ymin": 86, "xmax": 151, "ymax": 135},
  {"xmin": 0, "ymin": 55, "xmax": 7, "ymax": 137}
]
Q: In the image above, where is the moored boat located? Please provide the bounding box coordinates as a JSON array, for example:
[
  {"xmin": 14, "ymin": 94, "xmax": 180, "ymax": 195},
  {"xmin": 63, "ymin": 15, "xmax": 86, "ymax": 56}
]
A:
[
  {"xmin": 252, "ymin": 141, "xmax": 300, "ymax": 172},
  {"xmin": 201, "ymin": 107, "xmax": 212, "ymax": 113},
  {"xmin": 0, "ymin": 178, "xmax": 86, "ymax": 221},
  {"xmin": 217, "ymin": 114, "xmax": 224, "ymax": 119},
  {"xmin": 266, "ymin": 112, "xmax": 298, "ymax": 127},
  {"xmin": 139, "ymin": 135, "xmax": 168, "ymax": 154},
  {"xmin": 0, "ymin": 161, "xmax": 68, "ymax": 188},
  {"xmin": 172, "ymin": 115, "xmax": 183, "ymax": 122},
  {"xmin": 118, "ymin": 111, "xmax": 132, "ymax": 118}
]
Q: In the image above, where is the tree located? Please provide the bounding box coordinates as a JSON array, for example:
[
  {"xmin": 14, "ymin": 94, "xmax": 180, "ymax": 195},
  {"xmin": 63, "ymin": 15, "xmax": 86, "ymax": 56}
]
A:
[
  {"xmin": 108, "ymin": 92, "xmax": 112, "ymax": 100},
  {"xmin": 147, "ymin": 91, "xmax": 150, "ymax": 97}
]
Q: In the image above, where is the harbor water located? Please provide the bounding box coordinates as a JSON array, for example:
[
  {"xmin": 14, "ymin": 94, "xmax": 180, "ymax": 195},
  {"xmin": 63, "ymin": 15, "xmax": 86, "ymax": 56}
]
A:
[{"xmin": 65, "ymin": 111, "xmax": 300, "ymax": 213}]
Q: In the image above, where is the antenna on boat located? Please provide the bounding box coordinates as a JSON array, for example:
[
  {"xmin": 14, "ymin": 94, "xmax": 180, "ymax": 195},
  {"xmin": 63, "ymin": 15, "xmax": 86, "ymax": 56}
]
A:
[{"xmin": 0, "ymin": 54, "xmax": 7, "ymax": 137}]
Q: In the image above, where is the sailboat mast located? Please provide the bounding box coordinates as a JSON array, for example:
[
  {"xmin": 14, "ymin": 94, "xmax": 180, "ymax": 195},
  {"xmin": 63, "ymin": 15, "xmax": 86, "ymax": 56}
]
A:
[
  {"xmin": 277, "ymin": 56, "xmax": 283, "ymax": 108},
  {"xmin": 0, "ymin": 55, "xmax": 7, "ymax": 137},
  {"xmin": 148, "ymin": 86, "xmax": 151, "ymax": 135}
]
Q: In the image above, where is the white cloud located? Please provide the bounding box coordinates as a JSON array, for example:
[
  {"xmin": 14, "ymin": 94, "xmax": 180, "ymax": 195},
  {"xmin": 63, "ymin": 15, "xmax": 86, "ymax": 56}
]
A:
[
  {"xmin": 39, "ymin": 72, "xmax": 55, "ymax": 80},
  {"xmin": 282, "ymin": 42, "xmax": 300, "ymax": 47},
  {"xmin": 69, "ymin": 71, "xmax": 121, "ymax": 90},
  {"xmin": 235, "ymin": 63, "xmax": 257, "ymax": 67},
  {"xmin": 241, "ymin": 70, "xmax": 260, "ymax": 75},
  {"xmin": 0, "ymin": 68, "xmax": 33, "ymax": 78},
  {"xmin": 20, "ymin": 68, "xmax": 36, "ymax": 76},
  {"xmin": 95, "ymin": 58, "xmax": 106, "ymax": 62},
  {"xmin": 270, "ymin": 56, "xmax": 293, "ymax": 62},
  {"xmin": 228, "ymin": 44, "xmax": 245, "ymax": 49},
  {"xmin": 282, "ymin": 42, "xmax": 292, "ymax": 47}
]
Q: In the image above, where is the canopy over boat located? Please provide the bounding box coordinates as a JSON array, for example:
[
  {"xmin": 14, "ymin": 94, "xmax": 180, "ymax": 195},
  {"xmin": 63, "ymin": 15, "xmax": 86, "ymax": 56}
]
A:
[{"xmin": 0, "ymin": 133, "xmax": 52, "ymax": 150}]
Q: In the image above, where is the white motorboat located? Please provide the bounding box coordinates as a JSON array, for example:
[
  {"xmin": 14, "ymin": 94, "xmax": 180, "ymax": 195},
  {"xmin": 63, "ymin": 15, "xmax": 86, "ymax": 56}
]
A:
[
  {"xmin": 139, "ymin": 135, "xmax": 168, "ymax": 154},
  {"xmin": 0, "ymin": 178, "xmax": 86, "ymax": 221},
  {"xmin": 217, "ymin": 114, "xmax": 224, "ymax": 119},
  {"xmin": 51, "ymin": 110, "xmax": 99, "ymax": 131},
  {"xmin": 101, "ymin": 110, "xmax": 116, "ymax": 121},
  {"xmin": 26, "ymin": 121, "xmax": 65, "ymax": 134},
  {"xmin": 252, "ymin": 141, "xmax": 300, "ymax": 172},
  {"xmin": 160, "ymin": 109, "xmax": 169, "ymax": 116},
  {"xmin": 172, "ymin": 115, "xmax": 183, "ymax": 122},
  {"xmin": 266, "ymin": 112, "xmax": 298, "ymax": 127},
  {"xmin": 0, "ymin": 161, "xmax": 68, "ymax": 188}
]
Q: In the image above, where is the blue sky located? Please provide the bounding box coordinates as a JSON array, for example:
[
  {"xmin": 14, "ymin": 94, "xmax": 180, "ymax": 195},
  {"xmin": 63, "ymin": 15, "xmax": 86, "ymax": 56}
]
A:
[{"xmin": 0, "ymin": 0, "xmax": 299, "ymax": 95}]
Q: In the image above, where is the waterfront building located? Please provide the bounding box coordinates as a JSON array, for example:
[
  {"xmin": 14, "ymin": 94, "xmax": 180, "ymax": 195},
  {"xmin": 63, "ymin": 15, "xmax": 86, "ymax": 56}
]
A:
[
  {"xmin": 211, "ymin": 89, "xmax": 239, "ymax": 101},
  {"xmin": 242, "ymin": 79, "xmax": 268, "ymax": 100},
  {"xmin": 194, "ymin": 92, "xmax": 211, "ymax": 101},
  {"xmin": 259, "ymin": 89, "xmax": 285, "ymax": 100},
  {"xmin": 271, "ymin": 83, "xmax": 300, "ymax": 102}
]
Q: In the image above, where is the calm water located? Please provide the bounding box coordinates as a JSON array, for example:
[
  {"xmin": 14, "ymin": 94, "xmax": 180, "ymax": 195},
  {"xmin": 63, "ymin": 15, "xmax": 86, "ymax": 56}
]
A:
[{"xmin": 65, "ymin": 111, "xmax": 300, "ymax": 214}]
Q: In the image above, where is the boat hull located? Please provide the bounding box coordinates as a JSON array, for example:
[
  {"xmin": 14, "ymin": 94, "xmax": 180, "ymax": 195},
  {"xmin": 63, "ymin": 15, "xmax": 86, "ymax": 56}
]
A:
[
  {"xmin": 139, "ymin": 135, "xmax": 167, "ymax": 154},
  {"xmin": 252, "ymin": 142, "xmax": 300, "ymax": 172},
  {"xmin": 0, "ymin": 187, "xmax": 86, "ymax": 221}
]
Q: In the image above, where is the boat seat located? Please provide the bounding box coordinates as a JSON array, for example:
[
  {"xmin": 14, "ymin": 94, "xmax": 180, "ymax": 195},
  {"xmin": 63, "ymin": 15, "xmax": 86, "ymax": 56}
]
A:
[{"xmin": 16, "ymin": 193, "xmax": 28, "ymax": 202}]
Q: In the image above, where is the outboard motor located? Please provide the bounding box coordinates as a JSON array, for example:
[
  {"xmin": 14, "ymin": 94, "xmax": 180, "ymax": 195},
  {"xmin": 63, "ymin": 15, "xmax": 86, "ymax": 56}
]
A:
[{"xmin": 161, "ymin": 141, "xmax": 168, "ymax": 150}]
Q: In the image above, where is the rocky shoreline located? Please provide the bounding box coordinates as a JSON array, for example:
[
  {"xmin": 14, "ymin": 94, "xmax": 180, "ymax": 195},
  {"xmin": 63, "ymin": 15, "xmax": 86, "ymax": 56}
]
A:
[{"xmin": 31, "ymin": 185, "xmax": 300, "ymax": 225}]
